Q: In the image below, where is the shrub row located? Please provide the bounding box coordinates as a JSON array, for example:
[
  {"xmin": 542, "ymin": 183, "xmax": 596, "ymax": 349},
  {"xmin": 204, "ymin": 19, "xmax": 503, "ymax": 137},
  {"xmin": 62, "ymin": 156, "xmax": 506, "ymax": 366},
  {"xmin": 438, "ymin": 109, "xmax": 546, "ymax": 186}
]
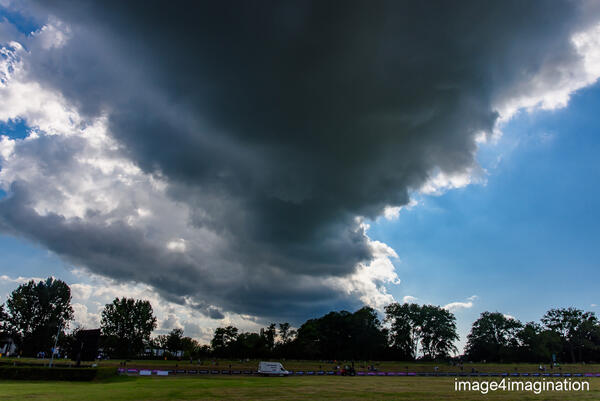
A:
[
  {"xmin": 0, "ymin": 366, "xmax": 116, "ymax": 381},
  {"xmin": 0, "ymin": 360, "xmax": 90, "ymax": 368}
]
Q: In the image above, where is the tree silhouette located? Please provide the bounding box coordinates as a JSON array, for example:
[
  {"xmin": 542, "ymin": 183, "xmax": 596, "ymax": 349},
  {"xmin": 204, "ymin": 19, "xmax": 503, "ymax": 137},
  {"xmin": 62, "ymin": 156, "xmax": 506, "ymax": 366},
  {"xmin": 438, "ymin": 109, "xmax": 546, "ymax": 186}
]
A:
[
  {"xmin": 4, "ymin": 277, "xmax": 73, "ymax": 356},
  {"xmin": 100, "ymin": 297, "xmax": 156, "ymax": 358}
]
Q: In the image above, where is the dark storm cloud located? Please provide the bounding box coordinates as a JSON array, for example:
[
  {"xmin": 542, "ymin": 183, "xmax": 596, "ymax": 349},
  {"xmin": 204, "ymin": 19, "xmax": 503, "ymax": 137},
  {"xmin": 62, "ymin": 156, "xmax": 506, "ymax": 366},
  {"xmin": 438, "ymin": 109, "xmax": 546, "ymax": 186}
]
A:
[
  {"xmin": 0, "ymin": 180, "xmax": 353, "ymax": 321},
  {"xmin": 1, "ymin": 0, "xmax": 598, "ymax": 319}
]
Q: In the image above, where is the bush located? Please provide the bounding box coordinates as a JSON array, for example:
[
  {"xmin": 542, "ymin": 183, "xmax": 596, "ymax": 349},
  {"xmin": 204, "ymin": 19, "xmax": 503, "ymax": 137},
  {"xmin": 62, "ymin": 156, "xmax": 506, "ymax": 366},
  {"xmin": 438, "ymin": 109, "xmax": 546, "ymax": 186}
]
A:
[
  {"xmin": 0, "ymin": 360, "xmax": 90, "ymax": 368},
  {"xmin": 0, "ymin": 366, "xmax": 116, "ymax": 381},
  {"xmin": 94, "ymin": 367, "xmax": 118, "ymax": 381}
]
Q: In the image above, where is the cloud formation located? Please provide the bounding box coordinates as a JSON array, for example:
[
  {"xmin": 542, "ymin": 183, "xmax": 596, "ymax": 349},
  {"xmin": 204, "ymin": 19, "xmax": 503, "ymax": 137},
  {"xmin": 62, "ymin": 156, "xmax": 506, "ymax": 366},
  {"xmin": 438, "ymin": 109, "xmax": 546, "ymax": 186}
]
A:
[
  {"xmin": 402, "ymin": 296, "xmax": 418, "ymax": 304},
  {"xmin": 443, "ymin": 295, "xmax": 478, "ymax": 312},
  {"xmin": 1, "ymin": 1, "xmax": 600, "ymax": 322},
  {"xmin": 0, "ymin": 273, "xmax": 252, "ymax": 342}
]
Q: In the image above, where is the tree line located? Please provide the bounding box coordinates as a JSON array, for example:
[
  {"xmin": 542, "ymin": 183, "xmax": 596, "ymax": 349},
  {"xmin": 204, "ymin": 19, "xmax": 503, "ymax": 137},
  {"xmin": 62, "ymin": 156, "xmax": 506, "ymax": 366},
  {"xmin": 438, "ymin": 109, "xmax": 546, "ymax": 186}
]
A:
[
  {"xmin": 1, "ymin": 277, "xmax": 599, "ymax": 363},
  {"xmin": 465, "ymin": 310, "xmax": 600, "ymax": 363}
]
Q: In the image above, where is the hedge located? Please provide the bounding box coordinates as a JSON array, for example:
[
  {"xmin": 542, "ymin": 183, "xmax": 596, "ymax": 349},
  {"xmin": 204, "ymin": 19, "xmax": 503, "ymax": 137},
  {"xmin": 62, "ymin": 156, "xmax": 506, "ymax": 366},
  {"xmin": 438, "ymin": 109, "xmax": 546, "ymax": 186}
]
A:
[
  {"xmin": 0, "ymin": 360, "xmax": 90, "ymax": 368},
  {"xmin": 0, "ymin": 366, "xmax": 116, "ymax": 381}
]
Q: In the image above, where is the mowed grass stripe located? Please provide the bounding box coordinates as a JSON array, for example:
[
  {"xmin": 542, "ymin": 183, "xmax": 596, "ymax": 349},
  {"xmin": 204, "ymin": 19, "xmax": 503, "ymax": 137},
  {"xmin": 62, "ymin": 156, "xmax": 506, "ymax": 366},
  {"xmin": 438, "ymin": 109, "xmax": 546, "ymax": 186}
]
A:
[{"xmin": 0, "ymin": 376, "xmax": 600, "ymax": 401}]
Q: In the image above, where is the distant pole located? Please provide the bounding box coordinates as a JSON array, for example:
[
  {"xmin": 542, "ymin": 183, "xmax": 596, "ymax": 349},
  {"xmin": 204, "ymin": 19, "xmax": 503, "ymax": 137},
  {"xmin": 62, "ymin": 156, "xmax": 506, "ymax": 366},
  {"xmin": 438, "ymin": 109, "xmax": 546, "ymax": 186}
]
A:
[{"xmin": 49, "ymin": 323, "xmax": 61, "ymax": 368}]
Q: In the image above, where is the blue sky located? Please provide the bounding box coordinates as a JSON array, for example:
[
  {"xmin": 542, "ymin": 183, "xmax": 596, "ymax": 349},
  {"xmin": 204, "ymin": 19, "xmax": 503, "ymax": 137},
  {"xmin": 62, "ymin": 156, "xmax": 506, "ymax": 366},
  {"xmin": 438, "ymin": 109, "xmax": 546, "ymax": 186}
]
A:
[
  {"xmin": 368, "ymin": 82, "xmax": 600, "ymax": 347},
  {"xmin": 0, "ymin": 119, "xmax": 28, "ymax": 198}
]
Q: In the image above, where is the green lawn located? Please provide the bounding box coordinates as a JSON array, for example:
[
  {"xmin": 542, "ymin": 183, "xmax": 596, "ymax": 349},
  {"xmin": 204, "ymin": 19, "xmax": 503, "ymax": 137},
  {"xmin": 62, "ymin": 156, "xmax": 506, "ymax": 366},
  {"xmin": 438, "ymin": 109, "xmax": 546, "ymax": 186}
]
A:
[{"xmin": 0, "ymin": 376, "xmax": 598, "ymax": 401}]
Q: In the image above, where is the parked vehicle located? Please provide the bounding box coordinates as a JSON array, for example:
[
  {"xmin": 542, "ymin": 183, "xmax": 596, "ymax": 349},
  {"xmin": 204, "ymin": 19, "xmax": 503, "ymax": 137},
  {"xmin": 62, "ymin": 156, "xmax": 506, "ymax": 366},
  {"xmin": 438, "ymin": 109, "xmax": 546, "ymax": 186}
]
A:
[
  {"xmin": 258, "ymin": 361, "xmax": 290, "ymax": 376},
  {"xmin": 340, "ymin": 364, "xmax": 356, "ymax": 376}
]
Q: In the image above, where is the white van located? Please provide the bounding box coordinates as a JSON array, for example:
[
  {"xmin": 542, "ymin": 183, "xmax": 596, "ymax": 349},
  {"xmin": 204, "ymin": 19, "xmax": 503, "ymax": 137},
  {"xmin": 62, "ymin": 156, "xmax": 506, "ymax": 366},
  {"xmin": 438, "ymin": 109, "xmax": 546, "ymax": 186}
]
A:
[{"xmin": 258, "ymin": 361, "xmax": 290, "ymax": 376}]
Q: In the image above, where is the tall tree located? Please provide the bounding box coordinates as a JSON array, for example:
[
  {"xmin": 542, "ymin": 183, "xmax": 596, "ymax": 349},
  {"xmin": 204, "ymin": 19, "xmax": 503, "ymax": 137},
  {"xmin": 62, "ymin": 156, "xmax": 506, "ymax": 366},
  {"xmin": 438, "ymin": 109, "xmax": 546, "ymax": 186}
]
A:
[
  {"xmin": 100, "ymin": 297, "xmax": 157, "ymax": 358},
  {"xmin": 211, "ymin": 326, "xmax": 238, "ymax": 358},
  {"xmin": 153, "ymin": 334, "xmax": 168, "ymax": 353},
  {"xmin": 349, "ymin": 306, "xmax": 389, "ymax": 360},
  {"xmin": 294, "ymin": 307, "xmax": 388, "ymax": 360},
  {"xmin": 180, "ymin": 336, "xmax": 200, "ymax": 358},
  {"xmin": 542, "ymin": 307, "xmax": 598, "ymax": 363},
  {"xmin": 465, "ymin": 312, "xmax": 522, "ymax": 362},
  {"xmin": 278, "ymin": 322, "xmax": 296, "ymax": 345},
  {"xmin": 385, "ymin": 303, "xmax": 458, "ymax": 360},
  {"xmin": 517, "ymin": 321, "xmax": 562, "ymax": 363},
  {"xmin": 384, "ymin": 303, "xmax": 416, "ymax": 359},
  {"xmin": 419, "ymin": 305, "xmax": 459, "ymax": 359},
  {"xmin": 297, "ymin": 310, "xmax": 354, "ymax": 359},
  {"xmin": 293, "ymin": 318, "xmax": 321, "ymax": 359},
  {"xmin": 4, "ymin": 278, "xmax": 74, "ymax": 356},
  {"xmin": 233, "ymin": 332, "xmax": 268, "ymax": 358},
  {"xmin": 0, "ymin": 303, "xmax": 7, "ymax": 331},
  {"xmin": 166, "ymin": 328, "xmax": 184, "ymax": 353},
  {"xmin": 261, "ymin": 323, "xmax": 277, "ymax": 351}
]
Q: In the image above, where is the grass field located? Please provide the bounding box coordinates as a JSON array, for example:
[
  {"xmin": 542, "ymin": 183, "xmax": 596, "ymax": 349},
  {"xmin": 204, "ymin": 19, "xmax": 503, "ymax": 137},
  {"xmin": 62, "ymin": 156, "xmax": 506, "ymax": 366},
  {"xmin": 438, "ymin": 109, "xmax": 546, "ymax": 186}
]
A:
[
  {"xmin": 2, "ymin": 358, "xmax": 599, "ymax": 400},
  {"xmin": 0, "ymin": 375, "xmax": 599, "ymax": 400}
]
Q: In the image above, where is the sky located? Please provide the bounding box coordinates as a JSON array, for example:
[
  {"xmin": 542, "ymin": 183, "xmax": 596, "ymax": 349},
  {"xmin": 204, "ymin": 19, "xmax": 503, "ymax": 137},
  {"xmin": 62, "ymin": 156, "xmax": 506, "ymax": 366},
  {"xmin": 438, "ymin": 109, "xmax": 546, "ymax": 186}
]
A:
[
  {"xmin": 369, "ymin": 82, "xmax": 600, "ymax": 348},
  {"xmin": 0, "ymin": 1, "xmax": 599, "ymax": 351}
]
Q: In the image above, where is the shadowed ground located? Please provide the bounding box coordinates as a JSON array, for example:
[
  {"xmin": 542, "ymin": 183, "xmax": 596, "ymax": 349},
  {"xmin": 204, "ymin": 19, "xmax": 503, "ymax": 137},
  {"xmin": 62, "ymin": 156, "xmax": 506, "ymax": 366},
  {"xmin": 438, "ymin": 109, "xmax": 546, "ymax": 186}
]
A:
[{"xmin": 0, "ymin": 376, "xmax": 598, "ymax": 401}]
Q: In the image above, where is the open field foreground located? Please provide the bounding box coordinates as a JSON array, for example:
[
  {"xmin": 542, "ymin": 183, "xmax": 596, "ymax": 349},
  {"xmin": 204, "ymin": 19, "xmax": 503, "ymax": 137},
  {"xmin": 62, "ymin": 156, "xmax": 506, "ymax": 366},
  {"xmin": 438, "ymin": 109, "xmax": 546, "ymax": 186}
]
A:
[
  {"xmin": 5, "ymin": 358, "xmax": 600, "ymax": 374},
  {"xmin": 0, "ymin": 376, "xmax": 599, "ymax": 401}
]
